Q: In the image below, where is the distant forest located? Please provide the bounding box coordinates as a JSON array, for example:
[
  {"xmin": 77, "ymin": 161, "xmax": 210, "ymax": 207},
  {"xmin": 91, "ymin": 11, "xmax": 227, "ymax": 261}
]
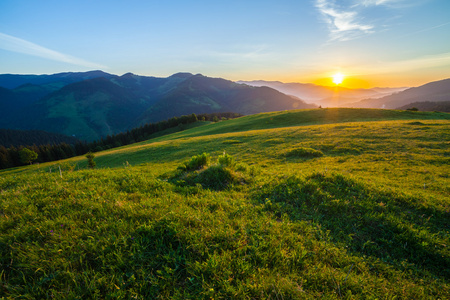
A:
[
  {"xmin": 0, "ymin": 129, "xmax": 79, "ymax": 148},
  {"xmin": 0, "ymin": 112, "xmax": 242, "ymax": 170},
  {"xmin": 396, "ymin": 101, "xmax": 450, "ymax": 113}
]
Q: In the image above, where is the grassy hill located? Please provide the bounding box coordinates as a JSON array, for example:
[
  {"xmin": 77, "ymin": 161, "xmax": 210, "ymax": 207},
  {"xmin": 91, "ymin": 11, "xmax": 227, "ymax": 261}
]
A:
[{"xmin": 1, "ymin": 108, "xmax": 449, "ymax": 299}]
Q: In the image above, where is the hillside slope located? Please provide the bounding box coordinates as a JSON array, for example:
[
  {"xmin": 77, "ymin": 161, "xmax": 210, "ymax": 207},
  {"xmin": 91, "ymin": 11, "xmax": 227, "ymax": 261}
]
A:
[
  {"xmin": 15, "ymin": 77, "xmax": 149, "ymax": 141},
  {"xmin": 1, "ymin": 108, "xmax": 449, "ymax": 299},
  {"xmin": 139, "ymin": 74, "xmax": 315, "ymax": 124}
]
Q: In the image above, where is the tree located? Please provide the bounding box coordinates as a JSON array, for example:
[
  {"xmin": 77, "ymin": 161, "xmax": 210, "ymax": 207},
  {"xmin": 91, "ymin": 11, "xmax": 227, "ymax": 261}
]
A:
[
  {"xmin": 86, "ymin": 152, "xmax": 96, "ymax": 169},
  {"xmin": 0, "ymin": 146, "xmax": 11, "ymax": 169},
  {"xmin": 19, "ymin": 148, "xmax": 38, "ymax": 165}
]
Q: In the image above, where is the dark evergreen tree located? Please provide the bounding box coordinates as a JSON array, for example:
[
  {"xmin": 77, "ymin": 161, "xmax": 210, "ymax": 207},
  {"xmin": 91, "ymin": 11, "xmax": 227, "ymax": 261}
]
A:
[
  {"xmin": 86, "ymin": 152, "xmax": 96, "ymax": 169},
  {"xmin": 0, "ymin": 146, "xmax": 11, "ymax": 169}
]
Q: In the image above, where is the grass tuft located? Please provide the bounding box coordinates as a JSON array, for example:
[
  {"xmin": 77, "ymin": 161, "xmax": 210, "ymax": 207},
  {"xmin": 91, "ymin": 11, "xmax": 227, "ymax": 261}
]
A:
[
  {"xmin": 179, "ymin": 152, "xmax": 210, "ymax": 171},
  {"xmin": 285, "ymin": 147, "xmax": 324, "ymax": 158},
  {"xmin": 172, "ymin": 153, "xmax": 249, "ymax": 190}
]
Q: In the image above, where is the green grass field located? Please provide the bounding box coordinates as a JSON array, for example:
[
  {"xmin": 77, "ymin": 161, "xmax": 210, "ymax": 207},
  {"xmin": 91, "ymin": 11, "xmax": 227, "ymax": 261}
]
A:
[{"xmin": 1, "ymin": 108, "xmax": 449, "ymax": 299}]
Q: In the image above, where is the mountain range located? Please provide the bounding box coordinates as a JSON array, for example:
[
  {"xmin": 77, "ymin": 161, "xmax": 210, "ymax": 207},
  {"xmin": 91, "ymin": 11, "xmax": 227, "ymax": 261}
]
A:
[
  {"xmin": 238, "ymin": 78, "xmax": 450, "ymax": 110},
  {"xmin": 344, "ymin": 78, "xmax": 450, "ymax": 109},
  {"xmin": 0, "ymin": 71, "xmax": 315, "ymax": 141},
  {"xmin": 1, "ymin": 71, "xmax": 448, "ymax": 143},
  {"xmin": 237, "ymin": 80, "xmax": 408, "ymax": 106}
]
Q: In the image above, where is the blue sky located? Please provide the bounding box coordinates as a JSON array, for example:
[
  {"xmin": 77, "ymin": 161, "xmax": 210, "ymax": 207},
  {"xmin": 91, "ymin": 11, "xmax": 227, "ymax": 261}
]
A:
[{"xmin": 1, "ymin": 0, "xmax": 449, "ymax": 87}]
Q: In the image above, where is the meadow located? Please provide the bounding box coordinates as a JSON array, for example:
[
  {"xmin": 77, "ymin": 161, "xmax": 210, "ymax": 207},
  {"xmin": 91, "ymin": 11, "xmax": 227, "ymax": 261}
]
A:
[{"xmin": 1, "ymin": 108, "xmax": 449, "ymax": 299}]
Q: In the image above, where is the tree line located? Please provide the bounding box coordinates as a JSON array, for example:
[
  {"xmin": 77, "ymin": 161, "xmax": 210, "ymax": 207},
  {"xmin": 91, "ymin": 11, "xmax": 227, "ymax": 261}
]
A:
[
  {"xmin": 0, "ymin": 128, "xmax": 79, "ymax": 148},
  {"xmin": 0, "ymin": 112, "xmax": 242, "ymax": 170}
]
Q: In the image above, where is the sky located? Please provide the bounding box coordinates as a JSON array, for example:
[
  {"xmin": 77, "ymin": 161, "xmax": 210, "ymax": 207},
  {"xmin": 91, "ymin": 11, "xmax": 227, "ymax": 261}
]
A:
[{"xmin": 1, "ymin": 0, "xmax": 449, "ymax": 88}]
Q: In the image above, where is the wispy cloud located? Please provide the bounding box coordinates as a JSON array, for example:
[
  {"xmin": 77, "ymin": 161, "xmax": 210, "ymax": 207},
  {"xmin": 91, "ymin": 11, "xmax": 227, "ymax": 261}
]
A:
[
  {"xmin": 359, "ymin": 0, "xmax": 394, "ymax": 6},
  {"xmin": 315, "ymin": 0, "xmax": 374, "ymax": 41},
  {"xmin": 0, "ymin": 32, "xmax": 105, "ymax": 69},
  {"xmin": 358, "ymin": 0, "xmax": 413, "ymax": 8},
  {"xmin": 315, "ymin": 0, "xmax": 416, "ymax": 42}
]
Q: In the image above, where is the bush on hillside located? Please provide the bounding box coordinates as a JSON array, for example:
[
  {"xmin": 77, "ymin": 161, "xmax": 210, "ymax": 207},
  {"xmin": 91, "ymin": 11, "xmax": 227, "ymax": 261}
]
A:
[
  {"xmin": 172, "ymin": 152, "xmax": 251, "ymax": 190},
  {"xmin": 179, "ymin": 153, "xmax": 210, "ymax": 171},
  {"xmin": 218, "ymin": 151, "xmax": 235, "ymax": 168},
  {"xmin": 408, "ymin": 121, "xmax": 425, "ymax": 126},
  {"xmin": 188, "ymin": 165, "xmax": 238, "ymax": 190}
]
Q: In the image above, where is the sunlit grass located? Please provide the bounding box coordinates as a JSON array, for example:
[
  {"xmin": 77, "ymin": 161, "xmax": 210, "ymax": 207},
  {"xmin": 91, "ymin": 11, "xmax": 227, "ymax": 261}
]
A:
[{"xmin": 1, "ymin": 108, "xmax": 449, "ymax": 298}]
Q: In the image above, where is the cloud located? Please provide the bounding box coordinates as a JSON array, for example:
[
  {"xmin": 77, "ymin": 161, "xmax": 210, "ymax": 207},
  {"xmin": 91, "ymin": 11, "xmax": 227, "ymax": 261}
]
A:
[
  {"xmin": 315, "ymin": 0, "xmax": 374, "ymax": 41},
  {"xmin": 358, "ymin": 0, "xmax": 414, "ymax": 8},
  {"xmin": 0, "ymin": 32, "xmax": 105, "ymax": 69},
  {"xmin": 315, "ymin": 0, "xmax": 421, "ymax": 41},
  {"xmin": 359, "ymin": 0, "xmax": 393, "ymax": 6}
]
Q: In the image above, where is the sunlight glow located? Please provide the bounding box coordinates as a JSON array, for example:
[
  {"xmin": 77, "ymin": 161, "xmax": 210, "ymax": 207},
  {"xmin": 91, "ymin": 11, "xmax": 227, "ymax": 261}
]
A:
[{"xmin": 332, "ymin": 72, "xmax": 345, "ymax": 85}]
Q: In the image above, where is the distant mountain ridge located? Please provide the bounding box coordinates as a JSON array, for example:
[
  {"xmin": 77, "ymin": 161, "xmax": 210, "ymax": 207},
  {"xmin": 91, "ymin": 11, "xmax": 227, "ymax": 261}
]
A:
[
  {"xmin": 238, "ymin": 78, "xmax": 450, "ymax": 111},
  {"xmin": 347, "ymin": 78, "xmax": 450, "ymax": 109},
  {"xmin": 0, "ymin": 71, "xmax": 315, "ymax": 141},
  {"xmin": 0, "ymin": 70, "xmax": 115, "ymax": 89},
  {"xmin": 237, "ymin": 80, "xmax": 407, "ymax": 105}
]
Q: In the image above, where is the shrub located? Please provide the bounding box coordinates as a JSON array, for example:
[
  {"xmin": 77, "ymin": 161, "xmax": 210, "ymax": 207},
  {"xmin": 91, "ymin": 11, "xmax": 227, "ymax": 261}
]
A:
[
  {"xmin": 173, "ymin": 152, "xmax": 251, "ymax": 190},
  {"xmin": 408, "ymin": 121, "xmax": 425, "ymax": 126},
  {"xmin": 218, "ymin": 151, "xmax": 235, "ymax": 168},
  {"xmin": 180, "ymin": 153, "xmax": 210, "ymax": 171},
  {"xmin": 285, "ymin": 147, "xmax": 323, "ymax": 158},
  {"xmin": 192, "ymin": 165, "xmax": 236, "ymax": 190},
  {"xmin": 177, "ymin": 163, "xmax": 249, "ymax": 191}
]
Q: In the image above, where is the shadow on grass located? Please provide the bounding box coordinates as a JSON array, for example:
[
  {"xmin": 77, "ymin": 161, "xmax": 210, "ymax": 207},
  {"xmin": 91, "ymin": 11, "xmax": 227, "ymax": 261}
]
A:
[
  {"xmin": 128, "ymin": 220, "xmax": 199, "ymax": 297},
  {"xmin": 253, "ymin": 172, "xmax": 450, "ymax": 279}
]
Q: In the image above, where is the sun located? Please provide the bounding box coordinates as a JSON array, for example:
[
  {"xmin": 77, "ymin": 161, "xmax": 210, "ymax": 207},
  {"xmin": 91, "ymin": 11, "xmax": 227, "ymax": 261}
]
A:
[{"xmin": 332, "ymin": 72, "xmax": 345, "ymax": 85}]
